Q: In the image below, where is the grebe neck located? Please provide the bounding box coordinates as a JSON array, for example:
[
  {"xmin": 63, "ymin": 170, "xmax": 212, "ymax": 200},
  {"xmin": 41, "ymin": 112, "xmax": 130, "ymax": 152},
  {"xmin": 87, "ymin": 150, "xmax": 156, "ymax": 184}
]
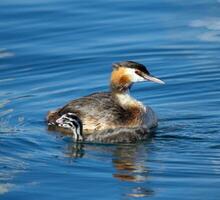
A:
[
  {"xmin": 110, "ymin": 67, "xmax": 145, "ymax": 111},
  {"xmin": 112, "ymin": 90, "xmax": 146, "ymax": 111}
]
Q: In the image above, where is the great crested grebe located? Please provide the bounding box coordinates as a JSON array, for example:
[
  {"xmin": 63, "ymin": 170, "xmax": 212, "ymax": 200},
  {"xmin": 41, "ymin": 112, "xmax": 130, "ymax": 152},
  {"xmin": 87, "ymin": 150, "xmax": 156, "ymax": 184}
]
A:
[{"xmin": 47, "ymin": 61, "xmax": 165, "ymax": 143}]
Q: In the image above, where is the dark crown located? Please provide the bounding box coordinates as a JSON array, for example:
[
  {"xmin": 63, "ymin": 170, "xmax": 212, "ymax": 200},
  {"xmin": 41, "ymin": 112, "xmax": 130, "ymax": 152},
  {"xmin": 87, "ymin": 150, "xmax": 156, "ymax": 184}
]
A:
[{"xmin": 112, "ymin": 61, "xmax": 150, "ymax": 75}]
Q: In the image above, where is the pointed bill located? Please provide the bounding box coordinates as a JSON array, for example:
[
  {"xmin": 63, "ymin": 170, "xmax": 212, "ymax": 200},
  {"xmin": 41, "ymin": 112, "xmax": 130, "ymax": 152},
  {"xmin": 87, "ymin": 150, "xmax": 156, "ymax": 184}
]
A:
[{"xmin": 143, "ymin": 74, "xmax": 165, "ymax": 84}]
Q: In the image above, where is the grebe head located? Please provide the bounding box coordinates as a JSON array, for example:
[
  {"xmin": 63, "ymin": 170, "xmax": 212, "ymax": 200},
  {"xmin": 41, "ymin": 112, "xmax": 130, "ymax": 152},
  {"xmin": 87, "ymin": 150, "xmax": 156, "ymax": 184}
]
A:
[{"xmin": 111, "ymin": 61, "xmax": 164, "ymax": 93}]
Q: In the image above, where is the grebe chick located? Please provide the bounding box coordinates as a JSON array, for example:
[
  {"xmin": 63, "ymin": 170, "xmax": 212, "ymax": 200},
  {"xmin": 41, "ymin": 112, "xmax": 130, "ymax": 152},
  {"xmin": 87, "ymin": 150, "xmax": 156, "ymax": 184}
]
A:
[{"xmin": 47, "ymin": 61, "xmax": 165, "ymax": 143}]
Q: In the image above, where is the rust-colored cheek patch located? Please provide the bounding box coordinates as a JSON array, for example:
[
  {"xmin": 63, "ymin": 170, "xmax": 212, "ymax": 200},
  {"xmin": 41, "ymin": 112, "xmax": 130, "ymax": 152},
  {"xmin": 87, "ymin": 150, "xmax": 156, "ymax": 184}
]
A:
[
  {"xmin": 119, "ymin": 75, "xmax": 131, "ymax": 85},
  {"xmin": 111, "ymin": 67, "xmax": 131, "ymax": 86}
]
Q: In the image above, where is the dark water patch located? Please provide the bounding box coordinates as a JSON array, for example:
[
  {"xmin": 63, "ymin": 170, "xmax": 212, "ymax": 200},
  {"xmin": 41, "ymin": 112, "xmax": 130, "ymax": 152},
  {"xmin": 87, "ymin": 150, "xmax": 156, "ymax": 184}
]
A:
[
  {"xmin": 156, "ymin": 134, "xmax": 204, "ymax": 141},
  {"xmin": 209, "ymin": 144, "xmax": 220, "ymax": 149}
]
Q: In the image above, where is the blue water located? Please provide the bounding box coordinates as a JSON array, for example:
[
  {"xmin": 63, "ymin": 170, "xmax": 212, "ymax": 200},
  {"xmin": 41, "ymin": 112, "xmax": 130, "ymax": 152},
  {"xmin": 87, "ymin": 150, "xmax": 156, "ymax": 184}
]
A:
[{"xmin": 1, "ymin": 0, "xmax": 220, "ymax": 199}]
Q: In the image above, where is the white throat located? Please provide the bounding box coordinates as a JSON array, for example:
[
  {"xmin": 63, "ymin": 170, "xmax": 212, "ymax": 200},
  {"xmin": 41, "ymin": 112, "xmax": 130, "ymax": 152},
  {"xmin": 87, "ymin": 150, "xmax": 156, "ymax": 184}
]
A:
[
  {"xmin": 115, "ymin": 92, "xmax": 146, "ymax": 111},
  {"xmin": 126, "ymin": 68, "xmax": 145, "ymax": 82}
]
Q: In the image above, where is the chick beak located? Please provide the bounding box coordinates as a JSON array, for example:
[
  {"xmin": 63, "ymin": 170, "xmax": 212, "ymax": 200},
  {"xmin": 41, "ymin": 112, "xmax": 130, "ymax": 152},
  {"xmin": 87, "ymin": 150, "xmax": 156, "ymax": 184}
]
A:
[{"xmin": 142, "ymin": 73, "xmax": 165, "ymax": 84}]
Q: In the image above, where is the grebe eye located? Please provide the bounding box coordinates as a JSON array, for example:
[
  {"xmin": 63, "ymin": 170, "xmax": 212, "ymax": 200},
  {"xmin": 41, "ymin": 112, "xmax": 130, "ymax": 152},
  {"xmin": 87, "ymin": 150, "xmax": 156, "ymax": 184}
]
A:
[{"xmin": 135, "ymin": 70, "xmax": 141, "ymax": 76}]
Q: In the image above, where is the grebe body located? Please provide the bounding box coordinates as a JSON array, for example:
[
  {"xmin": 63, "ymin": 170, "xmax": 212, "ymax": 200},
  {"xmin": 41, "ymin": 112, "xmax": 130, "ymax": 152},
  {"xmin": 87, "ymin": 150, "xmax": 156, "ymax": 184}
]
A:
[{"xmin": 47, "ymin": 61, "xmax": 164, "ymax": 143}]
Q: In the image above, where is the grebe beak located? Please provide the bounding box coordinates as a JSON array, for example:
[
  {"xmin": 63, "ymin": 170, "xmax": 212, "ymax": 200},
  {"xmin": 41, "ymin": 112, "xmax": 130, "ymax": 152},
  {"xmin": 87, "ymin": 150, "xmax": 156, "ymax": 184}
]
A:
[{"xmin": 143, "ymin": 74, "xmax": 165, "ymax": 84}]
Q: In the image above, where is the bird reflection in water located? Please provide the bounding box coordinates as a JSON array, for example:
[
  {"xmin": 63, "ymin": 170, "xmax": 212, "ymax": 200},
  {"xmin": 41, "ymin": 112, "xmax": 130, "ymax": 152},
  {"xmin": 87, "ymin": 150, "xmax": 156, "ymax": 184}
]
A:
[
  {"xmin": 112, "ymin": 144, "xmax": 154, "ymax": 197},
  {"xmin": 65, "ymin": 142, "xmax": 85, "ymax": 158},
  {"xmin": 112, "ymin": 144, "xmax": 148, "ymax": 182},
  {"xmin": 65, "ymin": 141, "xmax": 154, "ymax": 198}
]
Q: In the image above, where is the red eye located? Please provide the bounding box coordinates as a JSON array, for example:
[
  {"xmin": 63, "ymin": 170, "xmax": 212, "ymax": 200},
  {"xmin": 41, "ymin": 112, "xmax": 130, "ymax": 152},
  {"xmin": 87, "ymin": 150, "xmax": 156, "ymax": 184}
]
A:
[{"xmin": 135, "ymin": 70, "xmax": 141, "ymax": 76}]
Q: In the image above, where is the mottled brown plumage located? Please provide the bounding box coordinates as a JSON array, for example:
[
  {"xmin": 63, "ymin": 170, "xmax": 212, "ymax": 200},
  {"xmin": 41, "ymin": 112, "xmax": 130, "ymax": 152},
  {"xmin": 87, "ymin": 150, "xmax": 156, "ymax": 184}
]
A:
[{"xmin": 48, "ymin": 92, "xmax": 146, "ymax": 133}]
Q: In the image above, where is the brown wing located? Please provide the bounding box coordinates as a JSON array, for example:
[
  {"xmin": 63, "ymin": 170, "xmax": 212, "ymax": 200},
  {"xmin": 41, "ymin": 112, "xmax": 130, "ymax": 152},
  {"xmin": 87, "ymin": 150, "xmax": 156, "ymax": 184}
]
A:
[{"xmin": 57, "ymin": 92, "xmax": 127, "ymax": 133}]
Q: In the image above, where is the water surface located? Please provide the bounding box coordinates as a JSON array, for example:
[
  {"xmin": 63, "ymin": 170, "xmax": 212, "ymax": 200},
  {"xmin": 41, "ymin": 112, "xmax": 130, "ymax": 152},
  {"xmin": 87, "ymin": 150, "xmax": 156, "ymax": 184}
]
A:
[{"xmin": 0, "ymin": 0, "xmax": 220, "ymax": 199}]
